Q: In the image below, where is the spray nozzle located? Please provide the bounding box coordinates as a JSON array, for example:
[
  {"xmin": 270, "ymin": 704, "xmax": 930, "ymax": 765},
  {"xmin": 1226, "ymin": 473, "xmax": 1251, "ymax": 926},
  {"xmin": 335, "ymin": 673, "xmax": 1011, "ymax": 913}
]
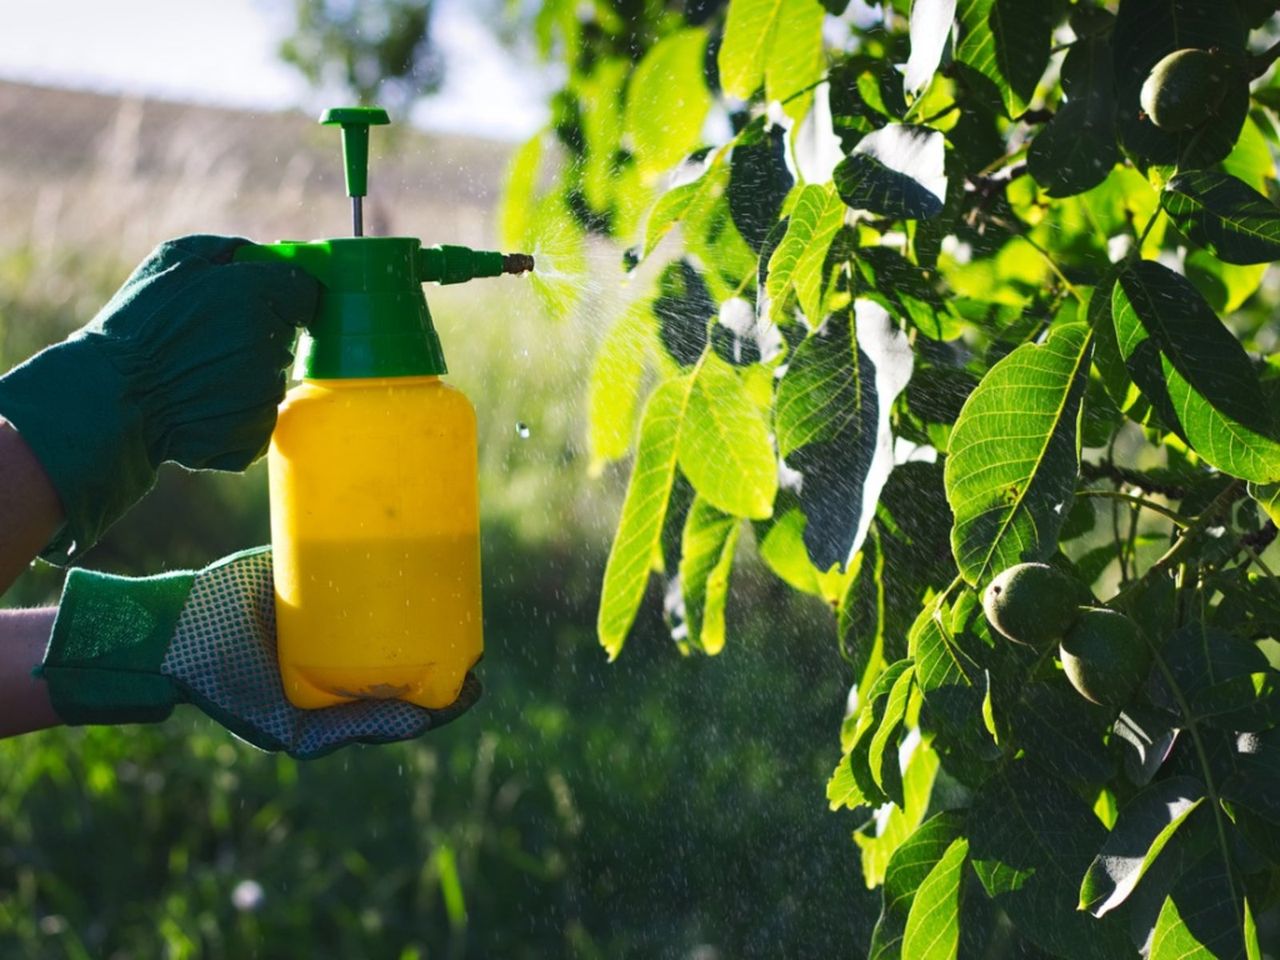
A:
[
  {"xmin": 503, "ymin": 253, "xmax": 536, "ymax": 275},
  {"xmin": 320, "ymin": 106, "xmax": 390, "ymax": 236},
  {"xmin": 417, "ymin": 245, "xmax": 535, "ymax": 284}
]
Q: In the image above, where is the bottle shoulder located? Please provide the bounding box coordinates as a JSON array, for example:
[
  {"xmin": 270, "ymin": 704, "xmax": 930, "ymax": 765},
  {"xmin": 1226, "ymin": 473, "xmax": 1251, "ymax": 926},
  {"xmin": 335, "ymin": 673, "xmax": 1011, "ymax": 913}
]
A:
[{"xmin": 278, "ymin": 376, "xmax": 476, "ymax": 422}]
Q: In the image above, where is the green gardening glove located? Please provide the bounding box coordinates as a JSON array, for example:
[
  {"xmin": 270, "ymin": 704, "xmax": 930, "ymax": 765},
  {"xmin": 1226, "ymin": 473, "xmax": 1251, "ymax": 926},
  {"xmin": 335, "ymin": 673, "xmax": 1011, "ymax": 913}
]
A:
[
  {"xmin": 36, "ymin": 547, "xmax": 479, "ymax": 759},
  {"xmin": 0, "ymin": 235, "xmax": 317, "ymax": 564}
]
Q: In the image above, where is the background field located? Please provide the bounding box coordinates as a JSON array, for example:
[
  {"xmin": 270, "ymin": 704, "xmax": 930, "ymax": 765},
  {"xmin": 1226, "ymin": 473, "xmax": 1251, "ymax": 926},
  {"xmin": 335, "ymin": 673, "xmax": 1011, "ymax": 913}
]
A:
[{"xmin": 0, "ymin": 81, "xmax": 871, "ymax": 958}]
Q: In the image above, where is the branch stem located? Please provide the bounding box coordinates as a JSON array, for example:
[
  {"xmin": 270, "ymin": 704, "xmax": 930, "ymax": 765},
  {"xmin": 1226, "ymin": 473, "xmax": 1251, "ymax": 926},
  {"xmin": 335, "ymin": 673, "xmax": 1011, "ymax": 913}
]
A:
[
  {"xmin": 1109, "ymin": 481, "xmax": 1243, "ymax": 606},
  {"xmin": 1077, "ymin": 489, "xmax": 1189, "ymax": 528}
]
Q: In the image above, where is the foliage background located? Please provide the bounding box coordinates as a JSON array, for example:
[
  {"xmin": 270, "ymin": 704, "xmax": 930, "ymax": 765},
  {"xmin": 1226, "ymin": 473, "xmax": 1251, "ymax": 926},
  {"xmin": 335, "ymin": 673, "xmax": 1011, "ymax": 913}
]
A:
[
  {"xmin": 0, "ymin": 81, "xmax": 869, "ymax": 957},
  {"xmin": 489, "ymin": 0, "xmax": 1280, "ymax": 958}
]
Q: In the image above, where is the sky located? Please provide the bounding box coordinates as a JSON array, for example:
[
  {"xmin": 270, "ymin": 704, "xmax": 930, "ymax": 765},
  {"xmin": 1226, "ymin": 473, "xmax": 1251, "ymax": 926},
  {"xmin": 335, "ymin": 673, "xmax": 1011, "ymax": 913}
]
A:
[{"xmin": 0, "ymin": 0, "xmax": 553, "ymax": 140}]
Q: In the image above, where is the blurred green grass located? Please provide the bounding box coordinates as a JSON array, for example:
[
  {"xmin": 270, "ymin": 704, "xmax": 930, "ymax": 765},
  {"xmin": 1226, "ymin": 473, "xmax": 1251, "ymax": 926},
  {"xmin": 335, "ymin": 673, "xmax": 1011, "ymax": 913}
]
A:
[{"xmin": 0, "ymin": 84, "xmax": 872, "ymax": 958}]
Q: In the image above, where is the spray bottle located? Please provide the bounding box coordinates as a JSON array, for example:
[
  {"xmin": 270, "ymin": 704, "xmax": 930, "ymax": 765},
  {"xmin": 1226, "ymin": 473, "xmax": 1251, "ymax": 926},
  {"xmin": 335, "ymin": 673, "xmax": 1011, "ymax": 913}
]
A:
[{"xmin": 236, "ymin": 107, "xmax": 533, "ymax": 710}]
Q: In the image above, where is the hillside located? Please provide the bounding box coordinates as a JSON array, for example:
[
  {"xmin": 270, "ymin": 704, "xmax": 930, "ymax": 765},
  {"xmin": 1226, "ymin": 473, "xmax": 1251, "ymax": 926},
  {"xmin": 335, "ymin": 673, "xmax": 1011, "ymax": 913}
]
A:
[{"xmin": 0, "ymin": 80, "xmax": 512, "ymax": 257}]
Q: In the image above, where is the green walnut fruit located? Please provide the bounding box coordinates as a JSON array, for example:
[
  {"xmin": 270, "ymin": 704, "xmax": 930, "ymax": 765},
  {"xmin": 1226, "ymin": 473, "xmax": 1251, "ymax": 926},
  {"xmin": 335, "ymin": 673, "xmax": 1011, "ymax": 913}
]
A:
[
  {"xmin": 1059, "ymin": 607, "xmax": 1151, "ymax": 707},
  {"xmin": 983, "ymin": 563, "xmax": 1085, "ymax": 647},
  {"xmin": 1139, "ymin": 48, "xmax": 1233, "ymax": 132}
]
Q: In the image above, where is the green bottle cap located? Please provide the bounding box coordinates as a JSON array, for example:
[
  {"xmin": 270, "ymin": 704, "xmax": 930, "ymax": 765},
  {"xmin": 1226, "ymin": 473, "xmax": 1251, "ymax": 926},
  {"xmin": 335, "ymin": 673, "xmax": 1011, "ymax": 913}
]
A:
[
  {"xmin": 239, "ymin": 238, "xmax": 446, "ymax": 378},
  {"xmin": 320, "ymin": 106, "xmax": 390, "ymax": 198}
]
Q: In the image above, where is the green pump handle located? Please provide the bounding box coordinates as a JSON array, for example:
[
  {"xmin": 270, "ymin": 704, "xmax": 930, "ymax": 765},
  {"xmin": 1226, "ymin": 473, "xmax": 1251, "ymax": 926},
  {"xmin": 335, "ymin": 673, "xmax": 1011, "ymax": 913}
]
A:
[
  {"xmin": 321, "ymin": 106, "xmax": 389, "ymax": 235},
  {"xmin": 321, "ymin": 107, "xmax": 388, "ymax": 199}
]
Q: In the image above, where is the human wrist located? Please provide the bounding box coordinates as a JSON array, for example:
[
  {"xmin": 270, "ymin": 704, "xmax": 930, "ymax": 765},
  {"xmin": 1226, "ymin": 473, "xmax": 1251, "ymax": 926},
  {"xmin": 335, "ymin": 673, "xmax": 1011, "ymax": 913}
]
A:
[
  {"xmin": 0, "ymin": 608, "xmax": 60, "ymax": 737},
  {"xmin": 0, "ymin": 334, "xmax": 154, "ymax": 564}
]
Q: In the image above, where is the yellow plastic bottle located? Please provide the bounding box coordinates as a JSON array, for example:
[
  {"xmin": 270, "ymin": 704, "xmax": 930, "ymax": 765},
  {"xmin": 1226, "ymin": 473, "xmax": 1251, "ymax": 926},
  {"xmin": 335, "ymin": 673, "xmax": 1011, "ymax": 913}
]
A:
[
  {"xmin": 269, "ymin": 373, "xmax": 481, "ymax": 709},
  {"xmin": 235, "ymin": 234, "xmax": 530, "ymax": 710}
]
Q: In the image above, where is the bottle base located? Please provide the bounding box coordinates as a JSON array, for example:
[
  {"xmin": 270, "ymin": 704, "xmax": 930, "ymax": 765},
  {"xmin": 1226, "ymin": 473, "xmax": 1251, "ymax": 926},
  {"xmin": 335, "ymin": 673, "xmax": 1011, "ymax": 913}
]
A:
[{"xmin": 281, "ymin": 661, "xmax": 472, "ymax": 711}]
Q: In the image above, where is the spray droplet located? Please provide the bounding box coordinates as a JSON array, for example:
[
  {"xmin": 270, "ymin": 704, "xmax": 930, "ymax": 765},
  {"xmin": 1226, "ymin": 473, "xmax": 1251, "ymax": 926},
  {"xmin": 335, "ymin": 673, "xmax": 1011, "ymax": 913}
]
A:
[
  {"xmin": 231, "ymin": 879, "xmax": 265, "ymax": 912},
  {"xmin": 515, "ymin": 421, "xmax": 531, "ymax": 439}
]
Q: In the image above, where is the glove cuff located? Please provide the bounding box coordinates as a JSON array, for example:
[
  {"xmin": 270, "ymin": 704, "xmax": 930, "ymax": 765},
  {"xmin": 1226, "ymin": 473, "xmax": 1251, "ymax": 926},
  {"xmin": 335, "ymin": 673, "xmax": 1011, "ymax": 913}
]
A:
[
  {"xmin": 38, "ymin": 566, "xmax": 195, "ymax": 725},
  {"xmin": 0, "ymin": 335, "xmax": 154, "ymax": 565}
]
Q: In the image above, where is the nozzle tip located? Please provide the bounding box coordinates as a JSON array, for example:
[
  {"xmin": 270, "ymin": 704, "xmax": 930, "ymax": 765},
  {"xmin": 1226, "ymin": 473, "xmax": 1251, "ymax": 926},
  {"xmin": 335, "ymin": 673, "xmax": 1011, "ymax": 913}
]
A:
[{"xmin": 503, "ymin": 253, "xmax": 535, "ymax": 275}]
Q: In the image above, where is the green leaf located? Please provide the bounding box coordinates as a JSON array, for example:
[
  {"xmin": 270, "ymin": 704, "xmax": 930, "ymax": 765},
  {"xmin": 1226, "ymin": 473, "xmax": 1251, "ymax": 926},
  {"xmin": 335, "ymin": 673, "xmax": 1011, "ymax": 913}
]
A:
[
  {"xmin": 717, "ymin": 0, "xmax": 778, "ymax": 98},
  {"xmin": 841, "ymin": 462, "xmax": 955, "ymax": 695},
  {"xmin": 837, "ymin": 534, "xmax": 894, "ymax": 693},
  {"xmin": 911, "ymin": 593, "xmax": 996, "ymax": 759},
  {"xmin": 1026, "ymin": 34, "xmax": 1117, "ymax": 197},
  {"xmin": 765, "ymin": 183, "xmax": 846, "ymax": 324},
  {"xmin": 587, "ymin": 301, "xmax": 651, "ymax": 470},
  {"xmin": 624, "ymin": 29, "xmax": 712, "ymax": 177},
  {"xmin": 904, "ymin": 0, "xmax": 957, "ymax": 95},
  {"xmin": 678, "ymin": 355, "xmax": 777, "ymax": 520},
  {"xmin": 1188, "ymin": 671, "xmax": 1280, "ymax": 730},
  {"xmin": 1151, "ymin": 852, "xmax": 1251, "ymax": 960},
  {"xmin": 868, "ymin": 811, "xmax": 966, "ymax": 960},
  {"xmin": 775, "ymin": 303, "xmax": 914, "ymax": 569},
  {"xmin": 902, "ymin": 836, "xmax": 969, "ymax": 960},
  {"xmin": 579, "ymin": 59, "xmax": 630, "ymax": 212},
  {"xmin": 642, "ymin": 155, "xmax": 727, "ymax": 258},
  {"xmin": 954, "ymin": 0, "xmax": 1059, "ymax": 118},
  {"xmin": 759, "ymin": 506, "xmax": 823, "ymax": 595},
  {"xmin": 654, "ymin": 259, "xmax": 714, "ymax": 367},
  {"xmin": 677, "ymin": 496, "xmax": 741, "ymax": 655},
  {"xmin": 1221, "ymin": 750, "xmax": 1280, "ymax": 828},
  {"xmin": 1089, "ymin": 277, "xmax": 1146, "ymax": 419},
  {"xmin": 855, "ymin": 246, "xmax": 961, "ymax": 342},
  {"xmin": 945, "ymin": 322, "xmax": 1092, "ymax": 586},
  {"xmin": 1079, "ymin": 776, "xmax": 1207, "ymax": 917},
  {"xmin": 1112, "ymin": 260, "xmax": 1280, "ymax": 484},
  {"xmin": 833, "ymin": 659, "xmax": 915, "ymax": 810},
  {"xmin": 728, "ymin": 124, "xmax": 795, "ymax": 251},
  {"xmin": 828, "ymin": 54, "xmax": 906, "ymax": 152},
  {"xmin": 764, "ymin": 0, "xmax": 825, "ymax": 119},
  {"xmin": 597, "ymin": 377, "xmax": 692, "ymax": 659},
  {"xmin": 757, "ymin": 502, "xmax": 849, "ymax": 600},
  {"xmin": 1184, "ymin": 250, "xmax": 1268, "ymax": 315},
  {"xmin": 1009, "ymin": 681, "xmax": 1115, "ymax": 786},
  {"xmin": 1161, "ymin": 171, "xmax": 1280, "ymax": 266},
  {"xmin": 1159, "ymin": 621, "xmax": 1248, "ymax": 717},
  {"xmin": 1162, "ymin": 624, "xmax": 1269, "ymax": 716},
  {"xmin": 856, "ymin": 739, "xmax": 941, "ymax": 887},
  {"xmin": 1221, "ymin": 116, "xmax": 1274, "ymax": 193},
  {"xmin": 969, "ymin": 762, "xmax": 1134, "ymax": 959},
  {"xmin": 1249, "ymin": 481, "xmax": 1280, "ymax": 527},
  {"xmin": 718, "ymin": 0, "xmax": 825, "ymax": 102},
  {"xmin": 835, "ymin": 124, "xmax": 948, "ymax": 219},
  {"xmin": 500, "ymin": 132, "xmax": 544, "ymax": 249},
  {"xmin": 868, "ymin": 665, "xmax": 915, "ymax": 807},
  {"xmin": 826, "ymin": 747, "xmax": 868, "ymax": 810},
  {"xmin": 1245, "ymin": 898, "xmax": 1262, "ymax": 960},
  {"xmin": 640, "ymin": 183, "xmax": 701, "ymax": 259}
]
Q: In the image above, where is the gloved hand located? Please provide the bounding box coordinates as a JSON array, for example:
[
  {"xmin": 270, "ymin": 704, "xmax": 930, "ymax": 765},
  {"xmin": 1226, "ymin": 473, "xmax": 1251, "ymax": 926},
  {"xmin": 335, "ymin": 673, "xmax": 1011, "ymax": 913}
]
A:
[
  {"xmin": 35, "ymin": 547, "xmax": 479, "ymax": 759},
  {"xmin": 0, "ymin": 235, "xmax": 317, "ymax": 563}
]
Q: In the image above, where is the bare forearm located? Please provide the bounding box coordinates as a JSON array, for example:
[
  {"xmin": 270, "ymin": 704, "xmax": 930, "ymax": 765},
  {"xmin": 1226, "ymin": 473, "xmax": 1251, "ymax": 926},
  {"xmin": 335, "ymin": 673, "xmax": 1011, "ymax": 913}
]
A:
[
  {"xmin": 0, "ymin": 607, "xmax": 59, "ymax": 736},
  {"xmin": 0, "ymin": 419, "xmax": 64, "ymax": 736},
  {"xmin": 0, "ymin": 418, "xmax": 64, "ymax": 594}
]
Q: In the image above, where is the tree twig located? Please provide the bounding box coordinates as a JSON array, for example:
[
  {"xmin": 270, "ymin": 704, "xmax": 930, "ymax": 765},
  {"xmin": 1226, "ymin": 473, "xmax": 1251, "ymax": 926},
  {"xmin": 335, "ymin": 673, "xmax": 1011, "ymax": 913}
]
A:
[{"xmin": 1080, "ymin": 460, "xmax": 1188, "ymax": 498}]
